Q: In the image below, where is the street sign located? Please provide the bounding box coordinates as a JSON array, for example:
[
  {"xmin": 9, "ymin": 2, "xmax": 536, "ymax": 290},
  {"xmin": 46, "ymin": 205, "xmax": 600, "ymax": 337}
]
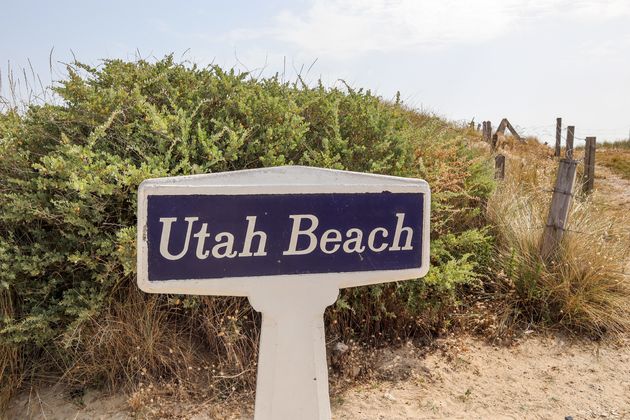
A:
[{"xmin": 137, "ymin": 166, "xmax": 430, "ymax": 420}]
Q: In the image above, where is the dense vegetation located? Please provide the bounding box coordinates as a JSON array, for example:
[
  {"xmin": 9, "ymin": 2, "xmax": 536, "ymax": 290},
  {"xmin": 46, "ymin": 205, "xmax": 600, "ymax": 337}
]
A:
[{"xmin": 0, "ymin": 57, "xmax": 494, "ymax": 404}]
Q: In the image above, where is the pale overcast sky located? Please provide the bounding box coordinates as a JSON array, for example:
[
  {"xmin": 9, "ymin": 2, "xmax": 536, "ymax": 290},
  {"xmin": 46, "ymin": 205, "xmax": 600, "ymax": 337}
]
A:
[{"xmin": 2, "ymin": 0, "xmax": 629, "ymax": 142}]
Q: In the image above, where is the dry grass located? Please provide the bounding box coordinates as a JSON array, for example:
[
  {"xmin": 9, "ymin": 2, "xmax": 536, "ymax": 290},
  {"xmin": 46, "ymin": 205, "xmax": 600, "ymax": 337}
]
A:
[
  {"xmin": 486, "ymin": 142, "xmax": 630, "ymax": 337},
  {"xmin": 500, "ymin": 135, "xmax": 556, "ymax": 160},
  {"xmin": 597, "ymin": 149, "xmax": 630, "ymax": 180},
  {"xmin": 54, "ymin": 290, "xmax": 260, "ymax": 407},
  {"xmin": 578, "ymin": 140, "xmax": 630, "ymax": 180},
  {"xmin": 0, "ymin": 290, "xmax": 24, "ymax": 410}
]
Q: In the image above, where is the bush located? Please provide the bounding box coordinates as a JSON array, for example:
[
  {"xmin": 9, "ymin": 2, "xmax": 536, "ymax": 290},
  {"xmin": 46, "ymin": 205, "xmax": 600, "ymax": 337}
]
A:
[{"xmin": 0, "ymin": 56, "xmax": 494, "ymax": 403}]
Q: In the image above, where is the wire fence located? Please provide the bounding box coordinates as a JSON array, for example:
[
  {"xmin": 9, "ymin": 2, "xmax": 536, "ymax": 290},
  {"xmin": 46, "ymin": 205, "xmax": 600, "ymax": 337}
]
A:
[
  {"xmin": 463, "ymin": 118, "xmax": 629, "ymax": 144},
  {"xmin": 503, "ymin": 122, "xmax": 628, "ymax": 143},
  {"xmin": 485, "ymin": 117, "xmax": 630, "ymax": 275}
]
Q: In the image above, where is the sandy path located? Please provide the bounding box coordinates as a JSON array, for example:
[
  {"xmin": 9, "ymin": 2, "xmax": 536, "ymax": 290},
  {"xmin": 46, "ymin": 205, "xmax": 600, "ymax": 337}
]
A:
[
  {"xmin": 592, "ymin": 162, "xmax": 630, "ymax": 274},
  {"xmin": 593, "ymin": 164, "xmax": 630, "ymax": 212},
  {"xmin": 334, "ymin": 335, "xmax": 630, "ymax": 420}
]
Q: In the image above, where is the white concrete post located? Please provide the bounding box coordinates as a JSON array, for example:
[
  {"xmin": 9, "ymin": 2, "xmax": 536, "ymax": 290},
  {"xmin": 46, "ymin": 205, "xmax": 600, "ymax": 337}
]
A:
[{"xmin": 248, "ymin": 279, "xmax": 339, "ymax": 420}]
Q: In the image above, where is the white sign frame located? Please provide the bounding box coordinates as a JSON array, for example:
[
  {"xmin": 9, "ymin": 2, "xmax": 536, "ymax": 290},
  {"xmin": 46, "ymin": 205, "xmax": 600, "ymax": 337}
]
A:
[{"xmin": 137, "ymin": 166, "xmax": 430, "ymax": 295}]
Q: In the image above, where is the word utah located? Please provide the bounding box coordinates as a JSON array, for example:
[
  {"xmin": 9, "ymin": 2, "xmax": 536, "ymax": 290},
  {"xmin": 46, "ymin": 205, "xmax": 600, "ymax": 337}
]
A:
[{"xmin": 158, "ymin": 213, "xmax": 415, "ymax": 260}]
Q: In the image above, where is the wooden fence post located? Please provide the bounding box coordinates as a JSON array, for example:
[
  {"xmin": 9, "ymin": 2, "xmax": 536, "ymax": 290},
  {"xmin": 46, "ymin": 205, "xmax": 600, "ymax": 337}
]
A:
[
  {"xmin": 496, "ymin": 118, "xmax": 523, "ymax": 142},
  {"xmin": 565, "ymin": 125, "xmax": 575, "ymax": 159},
  {"xmin": 541, "ymin": 158, "xmax": 578, "ymax": 260},
  {"xmin": 491, "ymin": 133, "xmax": 498, "ymax": 151},
  {"xmin": 487, "ymin": 121, "xmax": 492, "ymax": 143},
  {"xmin": 482, "ymin": 121, "xmax": 488, "ymax": 142},
  {"xmin": 555, "ymin": 118, "xmax": 562, "ymax": 157},
  {"xmin": 495, "ymin": 154, "xmax": 505, "ymax": 180},
  {"xmin": 582, "ymin": 136, "xmax": 596, "ymax": 194}
]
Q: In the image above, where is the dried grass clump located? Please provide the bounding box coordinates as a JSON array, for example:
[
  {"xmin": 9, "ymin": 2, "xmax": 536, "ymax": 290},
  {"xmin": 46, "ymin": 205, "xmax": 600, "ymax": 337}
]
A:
[
  {"xmin": 60, "ymin": 290, "xmax": 259, "ymax": 399},
  {"xmin": 488, "ymin": 178, "xmax": 630, "ymax": 337},
  {"xmin": 499, "ymin": 135, "xmax": 555, "ymax": 159}
]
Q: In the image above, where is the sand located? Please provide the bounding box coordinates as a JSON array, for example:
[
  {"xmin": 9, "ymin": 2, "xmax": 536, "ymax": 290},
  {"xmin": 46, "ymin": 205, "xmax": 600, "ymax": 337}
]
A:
[
  {"xmin": 334, "ymin": 335, "xmax": 630, "ymax": 420},
  {"xmin": 7, "ymin": 334, "xmax": 630, "ymax": 419}
]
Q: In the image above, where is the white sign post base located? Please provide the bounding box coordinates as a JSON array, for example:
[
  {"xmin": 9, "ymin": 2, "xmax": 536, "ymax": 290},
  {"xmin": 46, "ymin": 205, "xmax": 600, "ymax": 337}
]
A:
[{"xmin": 248, "ymin": 278, "xmax": 339, "ymax": 420}]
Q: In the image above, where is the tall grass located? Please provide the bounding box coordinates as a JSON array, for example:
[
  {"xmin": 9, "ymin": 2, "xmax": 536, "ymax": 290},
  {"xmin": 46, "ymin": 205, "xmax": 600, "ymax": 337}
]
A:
[
  {"xmin": 62, "ymin": 291, "xmax": 260, "ymax": 398},
  {"xmin": 487, "ymin": 148, "xmax": 630, "ymax": 336}
]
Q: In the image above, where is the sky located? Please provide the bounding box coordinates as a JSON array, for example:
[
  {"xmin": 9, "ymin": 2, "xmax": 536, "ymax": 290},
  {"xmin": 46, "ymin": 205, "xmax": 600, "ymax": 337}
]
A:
[{"xmin": 1, "ymin": 0, "xmax": 629, "ymax": 143}]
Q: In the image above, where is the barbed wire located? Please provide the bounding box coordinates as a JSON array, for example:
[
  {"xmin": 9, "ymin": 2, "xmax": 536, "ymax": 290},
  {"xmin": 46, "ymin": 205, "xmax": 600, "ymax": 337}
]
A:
[{"xmin": 488, "ymin": 121, "xmax": 629, "ymax": 143}]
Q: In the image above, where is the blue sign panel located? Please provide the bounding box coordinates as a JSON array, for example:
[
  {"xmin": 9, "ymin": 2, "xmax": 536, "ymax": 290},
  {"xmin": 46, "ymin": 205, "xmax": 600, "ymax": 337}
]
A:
[{"xmin": 146, "ymin": 193, "xmax": 424, "ymax": 280}]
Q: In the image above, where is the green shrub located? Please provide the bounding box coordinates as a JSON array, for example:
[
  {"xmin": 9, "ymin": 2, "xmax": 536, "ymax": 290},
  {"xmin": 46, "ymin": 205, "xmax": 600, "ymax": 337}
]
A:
[{"xmin": 0, "ymin": 56, "xmax": 494, "ymax": 402}]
